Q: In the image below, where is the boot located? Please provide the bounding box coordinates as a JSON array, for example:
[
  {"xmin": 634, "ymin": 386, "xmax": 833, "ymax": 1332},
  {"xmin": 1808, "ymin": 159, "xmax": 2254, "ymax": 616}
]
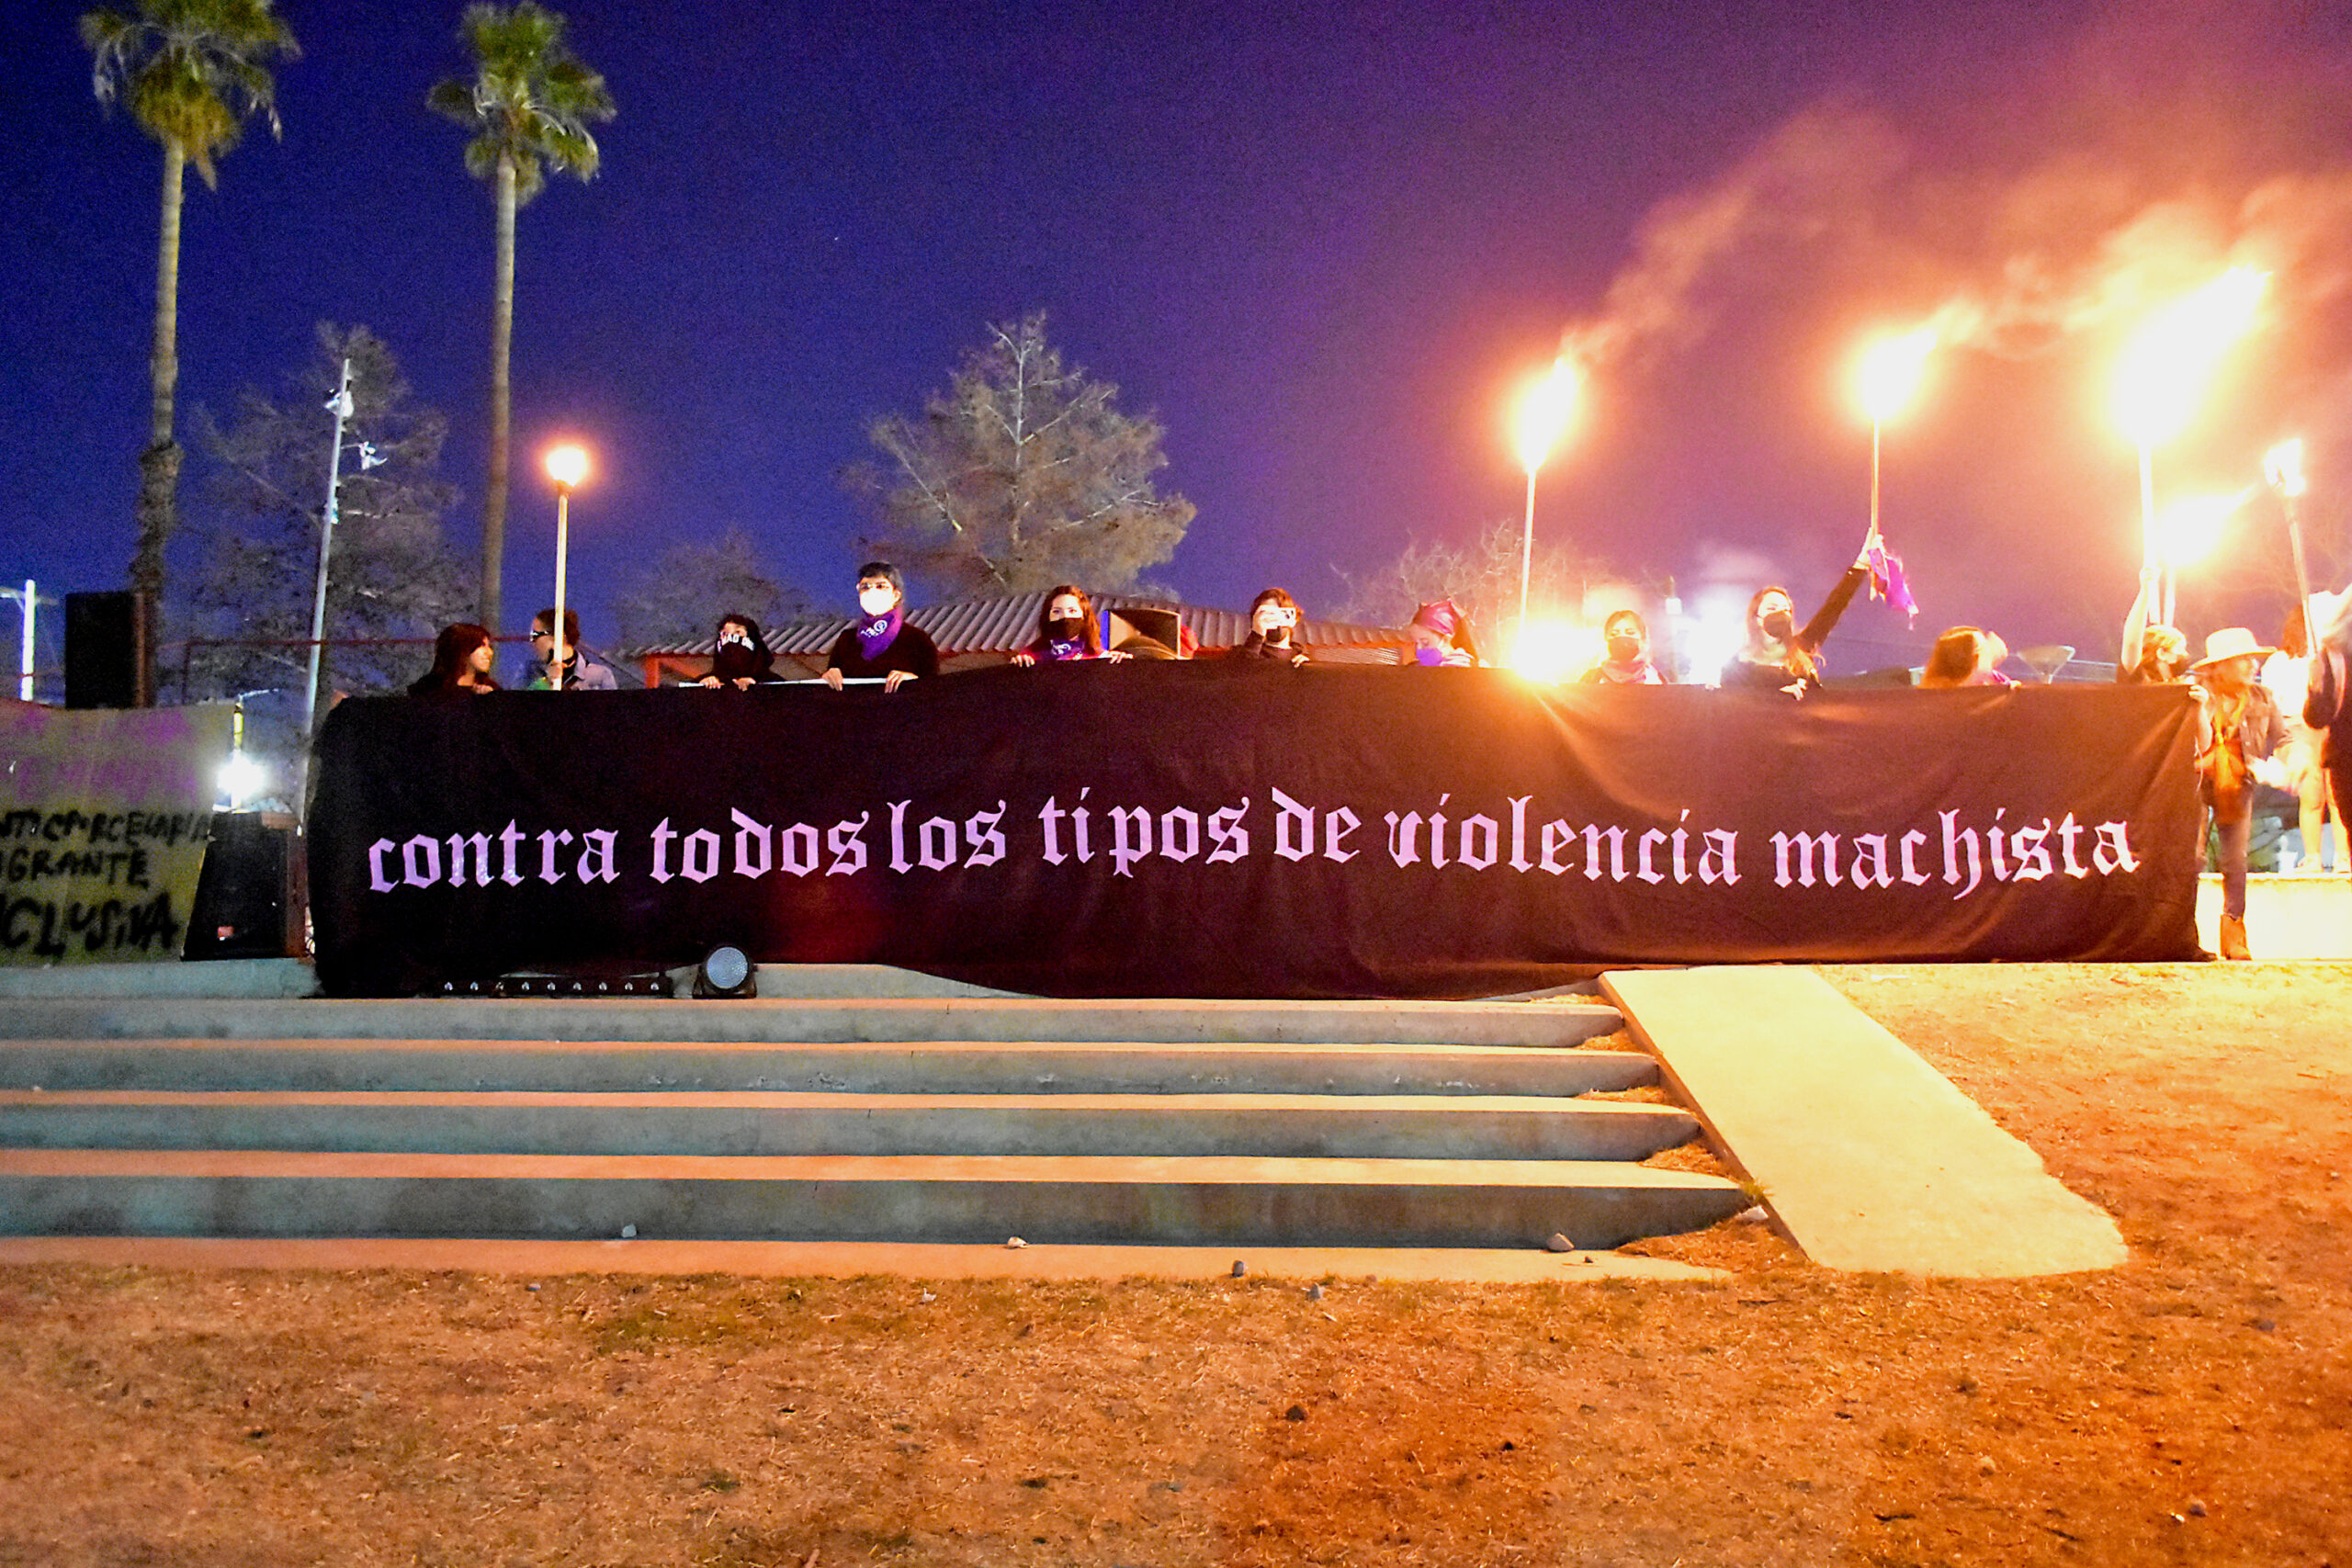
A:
[{"xmin": 2220, "ymin": 914, "xmax": 2250, "ymax": 961}]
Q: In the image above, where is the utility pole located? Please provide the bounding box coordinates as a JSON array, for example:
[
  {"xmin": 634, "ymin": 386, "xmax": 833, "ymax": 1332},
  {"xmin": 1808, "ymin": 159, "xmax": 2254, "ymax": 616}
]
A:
[{"xmin": 0, "ymin": 580, "xmax": 55, "ymax": 701}]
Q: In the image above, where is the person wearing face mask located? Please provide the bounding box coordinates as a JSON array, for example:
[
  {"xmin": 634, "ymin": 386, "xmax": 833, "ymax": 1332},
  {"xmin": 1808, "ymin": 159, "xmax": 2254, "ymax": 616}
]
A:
[
  {"xmin": 696, "ymin": 614, "xmax": 782, "ymax": 689},
  {"xmin": 1396, "ymin": 599, "xmax": 1480, "ymax": 668},
  {"xmin": 1233, "ymin": 588, "xmax": 1309, "ymax": 665},
  {"xmin": 2117, "ymin": 566, "xmax": 2191, "ymax": 684},
  {"xmin": 2190, "ymin": 627, "xmax": 2285, "ymax": 960},
  {"xmin": 1578, "ymin": 610, "xmax": 1668, "ymax": 684},
  {"xmin": 822, "ymin": 561, "xmax": 940, "ymax": 694},
  {"xmin": 1010, "ymin": 585, "xmax": 1132, "ymax": 666},
  {"xmin": 1723, "ymin": 529, "xmax": 1876, "ymax": 694}
]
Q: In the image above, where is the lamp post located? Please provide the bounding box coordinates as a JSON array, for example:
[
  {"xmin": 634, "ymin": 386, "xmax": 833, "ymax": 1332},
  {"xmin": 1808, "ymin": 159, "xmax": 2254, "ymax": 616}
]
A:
[
  {"xmin": 1510, "ymin": 361, "xmax": 1580, "ymax": 645},
  {"xmin": 1856, "ymin": 327, "xmax": 1937, "ymax": 541},
  {"xmin": 2113, "ymin": 267, "xmax": 2267, "ymax": 628},
  {"xmin": 0, "ymin": 580, "xmax": 53, "ymax": 701},
  {"xmin": 543, "ymin": 444, "xmax": 590, "ymax": 689}
]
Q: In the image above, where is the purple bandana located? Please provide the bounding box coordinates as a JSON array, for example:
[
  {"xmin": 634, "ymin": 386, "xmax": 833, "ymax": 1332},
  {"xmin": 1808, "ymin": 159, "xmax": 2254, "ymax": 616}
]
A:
[
  {"xmin": 855, "ymin": 607, "xmax": 903, "ymax": 660},
  {"xmin": 1046, "ymin": 638, "xmax": 1085, "ymax": 662}
]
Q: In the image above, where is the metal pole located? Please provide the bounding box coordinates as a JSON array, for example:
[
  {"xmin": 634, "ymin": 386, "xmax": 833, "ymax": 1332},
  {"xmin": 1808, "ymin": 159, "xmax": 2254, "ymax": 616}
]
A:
[
  {"xmin": 303, "ymin": 357, "xmax": 353, "ymax": 738},
  {"xmin": 1518, "ymin": 465, "xmax": 1538, "ymax": 637},
  {"xmin": 1870, "ymin": 421, "xmax": 1883, "ymax": 539},
  {"xmin": 2285, "ymin": 490, "xmax": 2317, "ymax": 654},
  {"xmin": 551, "ymin": 486, "xmax": 571, "ymax": 690},
  {"xmin": 17, "ymin": 580, "xmax": 33, "ymax": 701}
]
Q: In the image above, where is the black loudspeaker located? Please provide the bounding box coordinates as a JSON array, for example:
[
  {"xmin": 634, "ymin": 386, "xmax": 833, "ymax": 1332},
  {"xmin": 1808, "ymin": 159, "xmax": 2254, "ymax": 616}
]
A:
[
  {"xmin": 64, "ymin": 591, "xmax": 150, "ymax": 708},
  {"xmin": 187, "ymin": 814, "xmax": 305, "ymax": 960}
]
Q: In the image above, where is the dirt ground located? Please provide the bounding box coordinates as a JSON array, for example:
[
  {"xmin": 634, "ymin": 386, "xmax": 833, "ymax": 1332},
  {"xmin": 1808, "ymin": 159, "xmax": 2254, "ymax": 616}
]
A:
[{"xmin": 2, "ymin": 963, "xmax": 2349, "ymax": 1567}]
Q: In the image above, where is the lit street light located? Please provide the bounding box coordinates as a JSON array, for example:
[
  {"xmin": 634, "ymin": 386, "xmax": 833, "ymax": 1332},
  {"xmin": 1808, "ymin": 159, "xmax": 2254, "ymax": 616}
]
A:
[
  {"xmin": 1510, "ymin": 360, "xmax": 1580, "ymax": 656},
  {"xmin": 2113, "ymin": 268, "xmax": 2267, "ymax": 626},
  {"xmin": 544, "ymin": 444, "xmax": 591, "ymax": 690}
]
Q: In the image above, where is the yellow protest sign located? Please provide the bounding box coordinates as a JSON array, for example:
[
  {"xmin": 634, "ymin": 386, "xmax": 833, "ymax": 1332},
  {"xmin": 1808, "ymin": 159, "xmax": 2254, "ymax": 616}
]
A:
[{"xmin": 0, "ymin": 701, "xmax": 233, "ymax": 964}]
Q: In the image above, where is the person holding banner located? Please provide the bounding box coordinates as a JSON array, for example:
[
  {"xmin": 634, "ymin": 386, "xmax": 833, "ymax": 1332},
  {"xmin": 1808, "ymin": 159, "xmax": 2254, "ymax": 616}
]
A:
[
  {"xmin": 407, "ymin": 624, "xmax": 500, "ymax": 696},
  {"xmin": 698, "ymin": 615, "xmax": 784, "ymax": 689},
  {"xmin": 1232, "ymin": 588, "xmax": 1310, "ymax": 665},
  {"xmin": 1398, "ymin": 599, "xmax": 1481, "ymax": 668},
  {"xmin": 2264, "ymin": 604, "xmax": 2346, "ymax": 873},
  {"xmin": 823, "ymin": 562, "xmax": 939, "ymax": 693},
  {"xmin": 1577, "ymin": 610, "xmax": 1667, "ymax": 684},
  {"xmin": 2192, "ymin": 627, "xmax": 2285, "ymax": 960},
  {"xmin": 1010, "ymin": 586, "xmax": 1130, "ymax": 666},
  {"xmin": 1721, "ymin": 524, "xmax": 1877, "ymax": 695},
  {"xmin": 2117, "ymin": 567, "xmax": 2192, "ymax": 684},
  {"xmin": 526, "ymin": 609, "xmax": 618, "ymax": 691},
  {"xmin": 1917, "ymin": 626, "xmax": 2011, "ymax": 689}
]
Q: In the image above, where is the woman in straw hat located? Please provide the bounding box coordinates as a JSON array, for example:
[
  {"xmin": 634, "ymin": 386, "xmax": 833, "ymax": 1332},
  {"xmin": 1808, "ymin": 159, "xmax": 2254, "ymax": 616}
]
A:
[{"xmin": 2192, "ymin": 626, "xmax": 2285, "ymax": 960}]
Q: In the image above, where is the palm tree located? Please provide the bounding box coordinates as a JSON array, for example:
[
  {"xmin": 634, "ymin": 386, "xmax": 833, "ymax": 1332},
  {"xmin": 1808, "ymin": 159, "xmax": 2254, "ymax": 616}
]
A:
[
  {"xmin": 429, "ymin": 1, "xmax": 614, "ymax": 636},
  {"xmin": 82, "ymin": 0, "xmax": 299, "ymax": 674}
]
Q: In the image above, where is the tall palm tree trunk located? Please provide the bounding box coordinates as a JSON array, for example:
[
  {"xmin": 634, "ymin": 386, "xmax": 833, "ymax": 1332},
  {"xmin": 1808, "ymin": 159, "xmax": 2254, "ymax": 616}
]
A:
[
  {"xmin": 130, "ymin": 139, "xmax": 187, "ymax": 705},
  {"xmin": 481, "ymin": 153, "xmax": 516, "ymax": 634}
]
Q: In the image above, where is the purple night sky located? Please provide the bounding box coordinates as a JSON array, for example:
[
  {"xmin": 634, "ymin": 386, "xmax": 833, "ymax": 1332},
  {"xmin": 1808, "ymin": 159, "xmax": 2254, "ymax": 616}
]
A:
[{"xmin": 6, "ymin": 0, "xmax": 2352, "ymax": 682}]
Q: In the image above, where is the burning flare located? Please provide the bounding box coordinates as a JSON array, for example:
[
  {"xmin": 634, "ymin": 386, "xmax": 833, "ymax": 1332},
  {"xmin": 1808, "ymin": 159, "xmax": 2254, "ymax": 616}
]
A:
[
  {"xmin": 2112, "ymin": 268, "xmax": 2268, "ymax": 447},
  {"xmin": 1856, "ymin": 327, "xmax": 1938, "ymax": 425},
  {"xmin": 1512, "ymin": 360, "xmax": 1581, "ymax": 473}
]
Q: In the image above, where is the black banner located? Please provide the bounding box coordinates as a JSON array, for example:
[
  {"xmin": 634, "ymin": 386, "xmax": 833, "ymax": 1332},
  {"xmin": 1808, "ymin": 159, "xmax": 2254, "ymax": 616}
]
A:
[{"xmin": 310, "ymin": 665, "xmax": 2204, "ymax": 997}]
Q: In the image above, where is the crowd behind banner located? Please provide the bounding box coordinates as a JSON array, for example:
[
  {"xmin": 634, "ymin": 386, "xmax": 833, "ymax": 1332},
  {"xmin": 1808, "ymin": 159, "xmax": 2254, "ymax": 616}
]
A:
[
  {"xmin": 383, "ymin": 500, "xmax": 2326, "ymax": 977},
  {"xmin": 311, "ymin": 661, "xmax": 2203, "ymax": 998}
]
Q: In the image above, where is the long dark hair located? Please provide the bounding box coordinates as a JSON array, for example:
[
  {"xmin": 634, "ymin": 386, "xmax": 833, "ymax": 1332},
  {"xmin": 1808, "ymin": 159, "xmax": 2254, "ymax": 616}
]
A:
[
  {"xmin": 410, "ymin": 623, "xmax": 496, "ymax": 695},
  {"xmin": 1030, "ymin": 585, "xmax": 1103, "ymax": 656}
]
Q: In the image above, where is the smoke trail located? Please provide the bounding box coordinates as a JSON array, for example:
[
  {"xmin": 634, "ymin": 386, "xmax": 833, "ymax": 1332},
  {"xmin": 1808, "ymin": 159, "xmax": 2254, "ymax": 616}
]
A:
[{"xmin": 1560, "ymin": 106, "xmax": 2352, "ymax": 370}]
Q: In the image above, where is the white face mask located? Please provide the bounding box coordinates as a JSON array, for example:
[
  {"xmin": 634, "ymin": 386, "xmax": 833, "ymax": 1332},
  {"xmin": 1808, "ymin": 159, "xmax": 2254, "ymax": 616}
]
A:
[{"xmin": 858, "ymin": 589, "xmax": 897, "ymax": 617}]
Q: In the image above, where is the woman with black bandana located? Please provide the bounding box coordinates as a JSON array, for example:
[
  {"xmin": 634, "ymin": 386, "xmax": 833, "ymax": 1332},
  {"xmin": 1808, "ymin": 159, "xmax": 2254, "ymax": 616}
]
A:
[
  {"xmin": 822, "ymin": 561, "xmax": 940, "ymax": 693},
  {"xmin": 1010, "ymin": 585, "xmax": 1131, "ymax": 667},
  {"xmin": 1721, "ymin": 525, "xmax": 1878, "ymax": 694},
  {"xmin": 696, "ymin": 614, "xmax": 783, "ymax": 689}
]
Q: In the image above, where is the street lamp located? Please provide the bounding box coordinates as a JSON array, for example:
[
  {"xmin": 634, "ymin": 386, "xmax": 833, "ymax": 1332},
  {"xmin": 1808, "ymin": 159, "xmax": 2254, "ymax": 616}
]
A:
[
  {"xmin": 1856, "ymin": 327, "xmax": 1937, "ymax": 542},
  {"xmin": 2113, "ymin": 268, "xmax": 2267, "ymax": 626},
  {"xmin": 1510, "ymin": 360, "xmax": 1580, "ymax": 646},
  {"xmin": 543, "ymin": 444, "xmax": 591, "ymax": 689}
]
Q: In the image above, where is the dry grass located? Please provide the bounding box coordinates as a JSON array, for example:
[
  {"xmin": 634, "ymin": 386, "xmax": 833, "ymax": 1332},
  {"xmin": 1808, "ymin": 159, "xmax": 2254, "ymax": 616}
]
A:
[{"xmin": 2, "ymin": 963, "xmax": 2349, "ymax": 1565}]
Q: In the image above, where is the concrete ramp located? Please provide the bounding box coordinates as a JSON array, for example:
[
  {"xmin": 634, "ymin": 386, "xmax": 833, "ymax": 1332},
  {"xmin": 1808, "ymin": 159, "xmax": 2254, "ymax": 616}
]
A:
[{"xmin": 1601, "ymin": 967, "xmax": 2126, "ymax": 1278}]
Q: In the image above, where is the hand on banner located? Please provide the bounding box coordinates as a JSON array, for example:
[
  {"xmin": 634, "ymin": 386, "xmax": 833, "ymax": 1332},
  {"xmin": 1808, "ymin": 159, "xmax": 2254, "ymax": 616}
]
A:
[
  {"xmin": 884, "ymin": 670, "xmax": 917, "ymax": 693},
  {"xmin": 823, "ymin": 669, "xmax": 845, "ymax": 691}
]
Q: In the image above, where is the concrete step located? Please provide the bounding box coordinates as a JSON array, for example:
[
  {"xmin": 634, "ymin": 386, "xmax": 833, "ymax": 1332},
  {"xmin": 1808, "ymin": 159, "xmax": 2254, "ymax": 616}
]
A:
[
  {"xmin": 0, "ymin": 1039, "xmax": 1655, "ymax": 1097},
  {"xmin": 0, "ymin": 997, "xmax": 1623, "ymax": 1048},
  {"xmin": 0, "ymin": 1148, "xmax": 1748, "ymax": 1250},
  {"xmin": 0, "ymin": 1089, "xmax": 1696, "ymax": 1162}
]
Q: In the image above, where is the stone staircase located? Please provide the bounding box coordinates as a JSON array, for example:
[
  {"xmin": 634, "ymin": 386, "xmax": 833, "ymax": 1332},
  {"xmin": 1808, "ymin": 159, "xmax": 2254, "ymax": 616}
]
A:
[{"xmin": 0, "ymin": 983, "xmax": 1749, "ymax": 1253}]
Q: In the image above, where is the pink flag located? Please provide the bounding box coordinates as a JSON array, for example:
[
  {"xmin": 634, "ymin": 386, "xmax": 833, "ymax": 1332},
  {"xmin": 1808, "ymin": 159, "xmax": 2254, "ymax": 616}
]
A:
[{"xmin": 1865, "ymin": 536, "xmax": 1918, "ymax": 627}]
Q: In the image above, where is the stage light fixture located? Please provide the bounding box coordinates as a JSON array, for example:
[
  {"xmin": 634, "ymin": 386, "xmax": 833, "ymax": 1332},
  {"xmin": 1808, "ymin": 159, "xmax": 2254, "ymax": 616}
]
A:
[{"xmin": 696, "ymin": 943, "xmax": 756, "ymax": 998}]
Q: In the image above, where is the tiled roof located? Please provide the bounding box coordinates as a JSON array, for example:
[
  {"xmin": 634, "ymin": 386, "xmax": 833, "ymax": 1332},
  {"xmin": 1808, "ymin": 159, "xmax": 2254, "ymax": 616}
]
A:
[{"xmin": 622, "ymin": 592, "xmax": 1409, "ymax": 660}]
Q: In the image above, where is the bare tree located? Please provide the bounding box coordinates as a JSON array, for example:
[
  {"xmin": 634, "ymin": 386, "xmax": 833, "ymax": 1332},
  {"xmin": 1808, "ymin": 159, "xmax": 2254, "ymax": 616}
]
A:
[
  {"xmin": 852, "ymin": 314, "xmax": 1193, "ymax": 595},
  {"xmin": 181, "ymin": 323, "xmax": 469, "ymax": 705},
  {"xmin": 1333, "ymin": 518, "xmax": 1612, "ymax": 638},
  {"xmin": 613, "ymin": 527, "xmax": 807, "ymax": 648}
]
